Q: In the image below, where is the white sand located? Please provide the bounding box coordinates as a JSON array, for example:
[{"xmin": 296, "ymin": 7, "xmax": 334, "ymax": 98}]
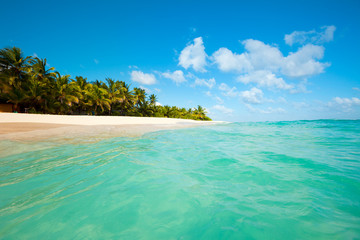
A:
[
  {"xmin": 0, "ymin": 113, "xmax": 222, "ymax": 141},
  {"xmin": 0, "ymin": 113, "xmax": 215, "ymax": 125}
]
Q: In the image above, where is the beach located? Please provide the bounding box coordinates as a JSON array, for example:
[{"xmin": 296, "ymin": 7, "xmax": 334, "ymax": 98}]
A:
[{"xmin": 0, "ymin": 113, "xmax": 221, "ymax": 141}]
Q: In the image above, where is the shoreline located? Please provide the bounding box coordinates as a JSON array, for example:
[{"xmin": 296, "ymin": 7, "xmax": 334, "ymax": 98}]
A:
[{"xmin": 0, "ymin": 113, "xmax": 224, "ymax": 141}]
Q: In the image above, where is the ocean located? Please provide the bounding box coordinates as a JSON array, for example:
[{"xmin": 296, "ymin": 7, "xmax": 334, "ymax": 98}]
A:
[{"xmin": 0, "ymin": 120, "xmax": 359, "ymax": 239}]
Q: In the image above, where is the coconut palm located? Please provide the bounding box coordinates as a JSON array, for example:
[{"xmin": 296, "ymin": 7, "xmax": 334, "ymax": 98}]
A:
[
  {"xmin": 73, "ymin": 76, "xmax": 90, "ymax": 113},
  {"xmin": 133, "ymin": 87, "xmax": 146, "ymax": 107},
  {"xmin": 149, "ymin": 94, "xmax": 157, "ymax": 106},
  {"xmin": 30, "ymin": 57, "xmax": 56, "ymax": 82},
  {"xmin": 105, "ymin": 78, "xmax": 124, "ymax": 115},
  {"xmin": 193, "ymin": 105, "xmax": 209, "ymax": 120},
  {"xmin": 86, "ymin": 84, "xmax": 111, "ymax": 115},
  {"xmin": 53, "ymin": 72, "xmax": 80, "ymax": 114},
  {"xmin": 0, "ymin": 47, "xmax": 31, "ymax": 88},
  {"xmin": 25, "ymin": 75, "xmax": 49, "ymax": 112},
  {"xmin": 28, "ymin": 57, "xmax": 56, "ymax": 111},
  {"xmin": 117, "ymin": 81, "xmax": 135, "ymax": 115}
]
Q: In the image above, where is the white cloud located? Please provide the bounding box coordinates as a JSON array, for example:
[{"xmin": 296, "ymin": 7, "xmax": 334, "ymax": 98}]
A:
[
  {"xmin": 94, "ymin": 59, "xmax": 99, "ymax": 64},
  {"xmin": 333, "ymin": 97, "xmax": 360, "ymax": 106},
  {"xmin": 328, "ymin": 97, "xmax": 360, "ymax": 112},
  {"xmin": 194, "ymin": 77, "xmax": 216, "ymax": 89},
  {"xmin": 237, "ymin": 70, "xmax": 293, "ymax": 90},
  {"xmin": 212, "ymin": 48, "xmax": 252, "ymax": 73},
  {"xmin": 218, "ymin": 83, "xmax": 240, "ymax": 97},
  {"xmin": 131, "ymin": 70, "xmax": 157, "ymax": 85},
  {"xmin": 321, "ymin": 25, "xmax": 336, "ymax": 42},
  {"xmin": 212, "ymin": 105, "xmax": 234, "ymax": 115},
  {"xmin": 212, "ymin": 40, "xmax": 283, "ymax": 73},
  {"xmin": 282, "ymin": 44, "xmax": 329, "ymax": 77},
  {"xmin": 353, "ymin": 87, "xmax": 360, "ymax": 92},
  {"xmin": 179, "ymin": 37, "xmax": 207, "ymax": 72},
  {"xmin": 240, "ymin": 87, "xmax": 264, "ymax": 104},
  {"xmin": 284, "ymin": 25, "xmax": 336, "ymax": 46},
  {"xmin": 212, "ymin": 38, "xmax": 329, "ymax": 83},
  {"xmin": 242, "ymin": 39, "xmax": 283, "ymax": 71},
  {"xmin": 162, "ymin": 70, "xmax": 187, "ymax": 85}
]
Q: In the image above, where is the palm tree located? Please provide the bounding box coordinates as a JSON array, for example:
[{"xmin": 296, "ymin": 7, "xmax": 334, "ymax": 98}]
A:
[
  {"xmin": 193, "ymin": 105, "xmax": 207, "ymax": 120},
  {"xmin": 53, "ymin": 72, "xmax": 80, "ymax": 114},
  {"xmin": 105, "ymin": 78, "xmax": 124, "ymax": 115},
  {"xmin": 162, "ymin": 105, "xmax": 172, "ymax": 118},
  {"xmin": 117, "ymin": 81, "xmax": 135, "ymax": 115},
  {"xmin": 133, "ymin": 87, "xmax": 146, "ymax": 108},
  {"xmin": 30, "ymin": 57, "xmax": 56, "ymax": 82},
  {"xmin": 29, "ymin": 57, "xmax": 56, "ymax": 112},
  {"xmin": 149, "ymin": 94, "xmax": 157, "ymax": 106},
  {"xmin": 86, "ymin": 84, "xmax": 111, "ymax": 115},
  {"xmin": 0, "ymin": 47, "xmax": 31, "ymax": 88},
  {"xmin": 25, "ymin": 75, "xmax": 49, "ymax": 112},
  {"xmin": 73, "ymin": 76, "xmax": 90, "ymax": 114}
]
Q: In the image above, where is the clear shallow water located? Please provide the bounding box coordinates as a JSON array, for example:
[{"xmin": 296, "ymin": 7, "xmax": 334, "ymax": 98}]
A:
[{"xmin": 0, "ymin": 120, "xmax": 360, "ymax": 239}]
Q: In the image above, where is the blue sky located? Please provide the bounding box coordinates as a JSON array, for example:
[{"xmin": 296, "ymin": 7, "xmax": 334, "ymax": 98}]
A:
[{"xmin": 2, "ymin": 0, "xmax": 360, "ymax": 121}]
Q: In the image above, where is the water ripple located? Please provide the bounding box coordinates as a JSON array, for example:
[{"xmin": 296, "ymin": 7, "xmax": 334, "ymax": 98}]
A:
[{"xmin": 0, "ymin": 120, "xmax": 360, "ymax": 239}]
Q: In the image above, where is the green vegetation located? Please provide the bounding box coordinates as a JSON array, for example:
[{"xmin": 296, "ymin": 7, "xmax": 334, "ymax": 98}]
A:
[{"xmin": 0, "ymin": 47, "xmax": 211, "ymax": 120}]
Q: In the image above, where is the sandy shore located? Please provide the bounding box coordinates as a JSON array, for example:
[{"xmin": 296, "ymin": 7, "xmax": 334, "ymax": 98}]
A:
[{"xmin": 0, "ymin": 113, "xmax": 222, "ymax": 141}]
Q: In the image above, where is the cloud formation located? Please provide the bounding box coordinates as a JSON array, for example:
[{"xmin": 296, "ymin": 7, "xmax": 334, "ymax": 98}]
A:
[
  {"xmin": 282, "ymin": 44, "xmax": 328, "ymax": 77},
  {"xmin": 240, "ymin": 87, "xmax": 264, "ymax": 104},
  {"xmin": 237, "ymin": 70, "xmax": 293, "ymax": 90},
  {"xmin": 327, "ymin": 97, "xmax": 360, "ymax": 112},
  {"xmin": 218, "ymin": 83, "xmax": 240, "ymax": 97},
  {"xmin": 212, "ymin": 40, "xmax": 329, "ymax": 80},
  {"xmin": 162, "ymin": 70, "xmax": 187, "ymax": 85},
  {"xmin": 131, "ymin": 70, "xmax": 157, "ymax": 85},
  {"xmin": 194, "ymin": 77, "xmax": 216, "ymax": 89},
  {"xmin": 212, "ymin": 48, "xmax": 251, "ymax": 73},
  {"xmin": 179, "ymin": 37, "xmax": 207, "ymax": 72},
  {"xmin": 284, "ymin": 25, "xmax": 336, "ymax": 46},
  {"xmin": 333, "ymin": 97, "xmax": 360, "ymax": 106}
]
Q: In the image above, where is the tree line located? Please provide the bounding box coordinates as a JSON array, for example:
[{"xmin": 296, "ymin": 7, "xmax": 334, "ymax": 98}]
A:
[{"xmin": 0, "ymin": 47, "xmax": 211, "ymax": 120}]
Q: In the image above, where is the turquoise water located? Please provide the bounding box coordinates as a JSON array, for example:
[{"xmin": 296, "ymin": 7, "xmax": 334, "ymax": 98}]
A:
[{"xmin": 1, "ymin": 120, "xmax": 360, "ymax": 239}]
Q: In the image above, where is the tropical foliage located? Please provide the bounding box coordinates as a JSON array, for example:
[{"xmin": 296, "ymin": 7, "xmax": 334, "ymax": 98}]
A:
[{"xmin": 0, "ymin": 47, "xmax": 211, "ymax": 120}]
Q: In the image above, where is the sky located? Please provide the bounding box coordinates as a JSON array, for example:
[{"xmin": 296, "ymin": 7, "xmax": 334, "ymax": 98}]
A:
[{"xmin": 1, "ymin": 0, "xmax": 360, "ymax": 121}]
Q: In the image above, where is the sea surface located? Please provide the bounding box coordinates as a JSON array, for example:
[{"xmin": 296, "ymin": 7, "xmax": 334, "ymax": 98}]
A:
[{"xmin": 0, "ymin": 120, "xmax": 359, "ymax": 239}]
